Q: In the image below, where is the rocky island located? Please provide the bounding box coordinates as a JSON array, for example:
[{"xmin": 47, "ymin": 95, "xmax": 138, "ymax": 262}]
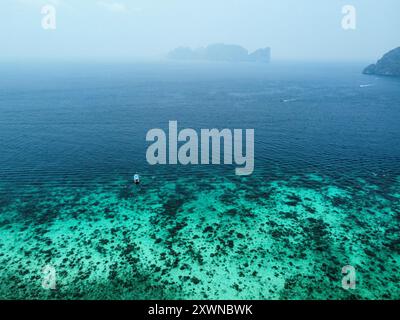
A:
[
  {"xmin": 167, "ymin": 43, "xmax": 271, "ymax": 63},
  {"xmin": 363, "ymin": 47, "xmax": 400, "ymax": 77}
]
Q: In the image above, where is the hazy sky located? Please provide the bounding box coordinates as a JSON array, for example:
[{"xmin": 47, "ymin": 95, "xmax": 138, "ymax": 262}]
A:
[{"xmin": 1, "ymin": 0, "xmax": 399, "ymax": 61}]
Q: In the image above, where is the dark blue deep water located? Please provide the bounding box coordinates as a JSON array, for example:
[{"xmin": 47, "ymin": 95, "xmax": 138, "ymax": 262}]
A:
[{"xmin": 1, "ymin": 62, "xmax": 399, "ymax": 187}]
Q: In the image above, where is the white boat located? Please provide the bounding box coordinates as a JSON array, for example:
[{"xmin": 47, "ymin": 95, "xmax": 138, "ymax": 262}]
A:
[{"xmin": 133, "ymin": 174, "xmax": 140, "ymax": 185}]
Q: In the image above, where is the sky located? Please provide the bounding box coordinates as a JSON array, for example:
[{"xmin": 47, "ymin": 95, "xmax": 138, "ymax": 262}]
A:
[{"xmin": 1, "ymin": 0, "xmax": 399, "ymax": 62}]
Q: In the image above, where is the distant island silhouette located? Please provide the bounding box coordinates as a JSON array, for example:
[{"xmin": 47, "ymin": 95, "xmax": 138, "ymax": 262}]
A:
[
  {"xmin": 363, "ymin": 47, "xmax": 400, "ymax": 77},
  {"xmin": 167, "ymin": 43, "xmax": 271, "ymax": 63}
]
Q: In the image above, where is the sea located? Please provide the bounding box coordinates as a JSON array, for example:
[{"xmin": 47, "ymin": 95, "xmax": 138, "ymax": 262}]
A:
[{"xmin": 0, "ymin": 61, "xmax": 399, "ymax": 299}]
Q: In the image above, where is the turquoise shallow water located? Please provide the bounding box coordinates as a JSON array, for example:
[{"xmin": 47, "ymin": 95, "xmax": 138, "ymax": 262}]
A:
[{"xmin": 0, "ymin": 62, "xmax": 399, "ymax": 299}]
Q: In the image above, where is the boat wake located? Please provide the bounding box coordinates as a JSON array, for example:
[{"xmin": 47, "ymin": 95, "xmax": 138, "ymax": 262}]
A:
[{"xmin": 282, "ymin": 98, "xmax": 298, "ymax": 103}]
